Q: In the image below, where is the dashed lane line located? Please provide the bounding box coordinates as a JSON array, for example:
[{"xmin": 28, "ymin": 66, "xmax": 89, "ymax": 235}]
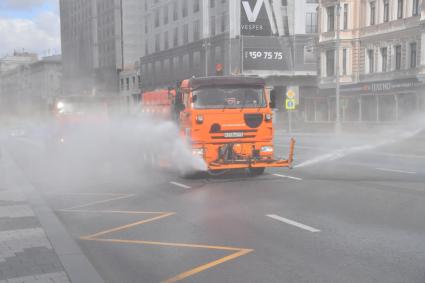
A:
[
  {"xmin": 375, "ymin": 168, "xmax": 417, "ymax": 174},
  {"xmin": 272, "ymin": 174, "xmax": 303, "ymax": 181},
  {"xmin": 266, "ymin": 214, "xmax": 321, "ymax": 233},
  {"xmin": 170, "ymin": 181, "xmax": 192, "ymax": 189}
]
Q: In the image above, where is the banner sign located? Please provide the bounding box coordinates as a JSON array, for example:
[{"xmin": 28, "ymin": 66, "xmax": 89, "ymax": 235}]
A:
[
  {"xmin": 241, "ymin": 0, "xmax": 274, "ymax": 36},
  {"xmin": 243, "ymin": 47, "xmax": 290, "ymax": 71}
]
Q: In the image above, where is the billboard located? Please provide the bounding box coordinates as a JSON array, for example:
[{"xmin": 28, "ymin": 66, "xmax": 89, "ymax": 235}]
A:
[
  {"xmin": 240, "ymin": 0, "xmax": 275, "ymax": 36},
  {"xmin": 242, "ymin": 36, "xmax": 293, "ymax": 71}
]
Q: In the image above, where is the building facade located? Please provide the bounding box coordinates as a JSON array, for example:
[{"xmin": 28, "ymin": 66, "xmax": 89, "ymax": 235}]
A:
[
  {"xmin": 317, "ymin": 0, "xmax": 425, "ymax": 123},
  {"xmin": 0, "ymin": 55, "xmax": 62, "ymax": 115},
  {"xmin": 59, "ymin": 0, "xmax": 143, "ymax": 96},
  {"xmin": 139, "ymin": 0, "xmax": 319, "ymax": 112}
]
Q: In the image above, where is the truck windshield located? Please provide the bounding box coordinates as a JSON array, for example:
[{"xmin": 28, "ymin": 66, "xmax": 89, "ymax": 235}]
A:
[{"xmin": 193, "ymin": 86, "xmax": 266, "ymax": 109}]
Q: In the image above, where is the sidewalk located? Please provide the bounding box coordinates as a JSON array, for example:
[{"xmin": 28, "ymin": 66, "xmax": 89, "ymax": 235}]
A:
[{"xmin": 0, "ymin": 145, "xmax": 104, "ymax": 283}]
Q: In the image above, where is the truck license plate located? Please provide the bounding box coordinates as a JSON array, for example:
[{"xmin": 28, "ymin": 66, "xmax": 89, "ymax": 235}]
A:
[{"xmin": 224, "ymin": 132, "xmax": 244, "ymax": 138}]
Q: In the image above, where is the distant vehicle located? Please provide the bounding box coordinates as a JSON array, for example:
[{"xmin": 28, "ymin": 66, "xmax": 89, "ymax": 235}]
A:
[
  {"xmin": 141, "ymin": 88, "xmax": 176, "ymax": 120},
  {"xmin": 142, "ymin": 76, "xmax": 295, "ymax": 177},
  {"xmin": 46, "ymin": 96, "xmax": 109, "ymax": 148}
]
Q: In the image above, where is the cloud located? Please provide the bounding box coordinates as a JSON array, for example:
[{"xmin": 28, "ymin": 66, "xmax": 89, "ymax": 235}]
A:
[
  {"xmin": 0, "ymin": 0, "xmax": 55, "ymax": 11},
  {"xmin": 0, "ymin": 11, "xmax": 61, "ymax": 57}
]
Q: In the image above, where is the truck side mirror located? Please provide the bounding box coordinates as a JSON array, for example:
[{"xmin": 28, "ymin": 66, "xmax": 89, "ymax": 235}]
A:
[
  {"xmin": 269, "ymin": 91, "xmax": 276, "ymax": 109},
  {"xmin": 192, "ymin": 94, "xmax": 198, "ymax": 104}
]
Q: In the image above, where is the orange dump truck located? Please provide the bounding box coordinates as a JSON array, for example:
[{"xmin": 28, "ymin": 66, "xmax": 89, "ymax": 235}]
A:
[
  {"xmin": 141, "ymin": 89, "xmax": 176, "ymax": 120},
  {"xmin": 143, "ymin": 76, "xmax": 295, "ymax": 176}
]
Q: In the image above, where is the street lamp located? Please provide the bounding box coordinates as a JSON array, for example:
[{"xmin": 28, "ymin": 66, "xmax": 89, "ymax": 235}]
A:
[
  {"xmin": 335, "ymin": 2, "xmax": 342, "ymax": 134},
  {"xmin": 202, "ymin": 39, "xmax": 211, "ymax": 77}
]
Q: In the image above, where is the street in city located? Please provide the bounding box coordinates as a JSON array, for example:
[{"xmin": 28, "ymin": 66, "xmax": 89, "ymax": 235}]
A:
[{"xmin": 1, "ymin": 126, "xmax": 424, "ymax": 283}]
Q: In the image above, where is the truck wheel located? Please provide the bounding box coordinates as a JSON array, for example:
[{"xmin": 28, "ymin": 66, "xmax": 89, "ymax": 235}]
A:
[{"xmin": 248, "ymin": 167, "xmax": 265, "ymax": 176}]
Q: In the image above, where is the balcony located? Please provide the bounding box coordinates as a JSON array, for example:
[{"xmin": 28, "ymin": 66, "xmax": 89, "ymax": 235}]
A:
[{"xmin": 361, "ymin": 17, "xmax": 420, "ymax": 38}]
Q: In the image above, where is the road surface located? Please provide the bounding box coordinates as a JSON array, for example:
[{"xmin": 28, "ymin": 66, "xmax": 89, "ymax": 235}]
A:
[{"xmin": 2, "ymin": 127, "xmax": 425, "ymax": 283}]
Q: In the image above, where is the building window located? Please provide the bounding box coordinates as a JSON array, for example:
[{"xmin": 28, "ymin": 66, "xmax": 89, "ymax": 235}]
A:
[
  {"xmin": 173, "ymin": 27, "xmax": 178, "ymax": 47},
  {"xmin": 155, "ymin": 34, "xmax": 160, "ymax": 51},
  {"xmin": 210, "ymin": 0, "xmax": 215, "ymax": 8},
  {"xmin": 126, "ymin": 78, "xmax": 130, "ymax": 91},
  {"xmin": 327, "ymin": 6, "xmax": 335, "ymax": 32},
  {"xmin": 397, "ymin": 0, "xmax": 403, "ymax": 19},
  {"xmin": 164, "ymin": 31, "xmax": 169, "ymax": 50},
  {"xmin": 194, "ymin": 0, "xmax": 200, "ymax": 12},
  {"xmin": 183, "ymin": 24, "xmax": 189, "ymax": 42},
  {"xmin": 164, "ymin": 5, "xmax": 169, "ymax": 25},
  {"xmin": 343, "ymin": 4, "xmax": 348, "ymax": 30},
  {"xmin": 412, "ymin": 0, "xmax": 419, "ymax": 15},
  {"xmin": 342, "ymin": 48, "xmax": 347, "ymax": 75},
  {"xmin": 395, "ymin": 45, "xmax": 402, "ymax": 70},
  {"xmin": 145, "ymin": 18, "xmax": 148, "ymax": 34},
  {"xmin": 383, "ymin": 0, "xmax": 389, "ymax": 22},
  {"xmin": 381, "ymin": 47, "xmax": 388, "ymax": 72},
  {"xmin": 221, "ymin": 12, "xmax": 227, "ymax": 32},
  {"xmin": 173, "ymin": 2, "xmax": 178, "ymax": 20},
  {"xmin": 155, "ymin": 9, "xmax": 160, "ymax": 27},
  {"xmin": 326, "ymin": 49, "xmax": 335, "ymax": 77},
  {"xmin": 410, "ymin": 42, "xmax": 417, "ymax": 68},
  {"xmin": 210, "ymin": 16, "xmax": 216, "ymax": 36},
  {"xmin": 120, "ymin": 78, "xmax": 124, "ymax": 91},
  {"xmin": 193, "ymin": 20, "xmax": 200, "ymax": 41},
  {"xmin": 370, "ymin": 1, "xmax": 376, "ymax": 25},
  {"xmin": 182, "ymin": 0, "xmax": 188, "ymax": 17},
  {"xmin": 368, "ymin": 49, "xmax": 374, "ymax": 73},
  {"xmin": 306, "ymin": 12, "xmax": 317, "ymax": 33}
]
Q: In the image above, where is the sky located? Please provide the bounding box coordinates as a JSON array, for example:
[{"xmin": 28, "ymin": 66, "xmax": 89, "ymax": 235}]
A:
[{"xmin": 0, "ymin": 0, "xmax": 61, "ymax": 57}]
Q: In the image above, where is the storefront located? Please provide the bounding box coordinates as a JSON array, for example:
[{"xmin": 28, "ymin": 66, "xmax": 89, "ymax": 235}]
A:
[{"xmin": 312, "ymin": 77, "xmax": 425, "ymax": 123}]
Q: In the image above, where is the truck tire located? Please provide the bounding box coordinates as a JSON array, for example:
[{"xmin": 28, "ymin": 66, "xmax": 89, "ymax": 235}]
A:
[{"xmin": 248, "ymin": 167, "xmax": 265, "ymax": 176}]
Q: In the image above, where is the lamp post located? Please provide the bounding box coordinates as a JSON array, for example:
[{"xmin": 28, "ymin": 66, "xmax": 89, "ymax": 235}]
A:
[
  {"xmin": 203, "ymin": 39, "xmax": 211, "ymax": 77},
  {"xmin": 335, "ymin": 2, "xmax": 342, "ymax": 134}
]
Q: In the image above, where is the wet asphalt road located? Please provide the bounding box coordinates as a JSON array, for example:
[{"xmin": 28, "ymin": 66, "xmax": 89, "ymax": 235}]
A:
[{"xmin": 3, "ymin": 129, "xmax": 425, "ymax": 283}]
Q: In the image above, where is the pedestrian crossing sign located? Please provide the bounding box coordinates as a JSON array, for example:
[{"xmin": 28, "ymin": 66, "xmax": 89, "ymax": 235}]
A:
[{"xmin": 286, "ymin": 98, "xmax": 296, "ymax": 110}]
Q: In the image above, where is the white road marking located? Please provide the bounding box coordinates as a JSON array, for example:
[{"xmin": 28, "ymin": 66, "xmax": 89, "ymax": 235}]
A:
[
  {"xmin": 169, "ymin": 181, "xmax": 191, "ymax": 189},
  {"xmin": 273, "ymin": 174, "xmax": 303, "ymax": 181},
  {"xmin": 375, "ymin": 168, "xmax": 417, "ymax": 174},
  {"xmin": 266, "ymin": 214, "xmax": 320, "ymax": 233}
]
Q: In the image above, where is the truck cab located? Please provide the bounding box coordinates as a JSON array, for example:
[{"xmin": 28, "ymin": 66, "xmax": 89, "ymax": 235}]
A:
[{"xmin": 175, "ymin": 76, "xmax": 294, "ymax": 175}]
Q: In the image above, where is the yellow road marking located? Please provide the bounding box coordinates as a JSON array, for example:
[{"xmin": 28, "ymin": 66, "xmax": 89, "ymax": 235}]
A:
[
  {"xmin": 63, "ymin": 194, "xmax": 134, "ymax": 210},
  {"xmin": 82, "ymin": 212, "xmax": 175, "ymax": 240},
  {"xmin": 161, "ymin": 248, "xmax": 253, "ymax": 283},
  {"xmin": 53, "ymin": 193, "xmax": 253, "ymax": 282},
  {"xmin": 82, "ymin": 237, "xmax": 247, "ymax": 252},
  {"xmin": 59, "ymin": 209, "xmax": 165, "ymax": 214}
]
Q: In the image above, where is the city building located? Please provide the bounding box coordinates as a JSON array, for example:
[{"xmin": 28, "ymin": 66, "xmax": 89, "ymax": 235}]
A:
[
  {"xmin": 59, "ymin": 0, "xmax": 143, "ymax": 96},
  {"xmin": 119, "ymin": 63, "xmax": 142, "ymax": 112},
  {"xmin": 0, "ymin": 52, "xmax": 38, "ymax": 74},
  {"xmin": 0, "ymin": 55, "xmax": 62, "ymax": 115},
  {"xmin": 139, "ymin": 0, "xmax": 319, "ymax": 112},
  {"xmin": 317, "ymin": 0, "xmax": 425, "ymax": 123}
]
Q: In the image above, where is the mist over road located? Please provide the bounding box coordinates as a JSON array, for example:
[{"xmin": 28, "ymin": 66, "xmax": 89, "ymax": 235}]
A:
[{"xmin": 2, "ymin": 121, "xmax": 424, "ymax": 283}]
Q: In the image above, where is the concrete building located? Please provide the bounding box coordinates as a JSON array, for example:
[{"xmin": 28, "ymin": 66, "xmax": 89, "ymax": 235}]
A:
[
  {"xmin": 139, "ymin": 0, "xmax": 319, "ymax": 112},
  {"xmin": 0, "ymin": 55, "xmax": 62, "ymax": 115},
  {"xmin": 0, "ymin": 52, "xmax": 38, "ymax": 74},
  {"xmin": 59, "ymin": 0, "xmax": 143, "ymax": 96},
  {"xmin": 317, "ymin": 0, "xmax": 425, "ymax": 123}
]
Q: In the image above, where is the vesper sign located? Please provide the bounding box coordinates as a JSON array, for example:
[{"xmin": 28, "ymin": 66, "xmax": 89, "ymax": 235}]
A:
[{"xmin": 241, "ymin": 0, "xmax": 274, "ymax": 36}]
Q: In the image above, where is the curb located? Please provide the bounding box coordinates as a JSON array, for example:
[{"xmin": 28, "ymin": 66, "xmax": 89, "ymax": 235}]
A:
[{"xmin": 2, "ymin": 147, "xmax": 105, "ymax": 283}]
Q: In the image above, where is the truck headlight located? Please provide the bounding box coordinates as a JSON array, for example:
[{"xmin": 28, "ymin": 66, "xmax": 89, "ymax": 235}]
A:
[
  {"xmin": 260, "ymin": 146, "xmax": 273, "ymax": 153},
  {"xmin": 196, "ymin": 115, "xmax": 204, "ymax": 124},
  {"xmin": 265, "ymin": 113, "xmax": 272, "ymax": 122},
  {"xmin": 192, "ymin": 148, "xmax": 204, "ymax": 157},
  {"xmin": 57, "ymin": 102, "xmax": 65, "ymax": 110}
]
